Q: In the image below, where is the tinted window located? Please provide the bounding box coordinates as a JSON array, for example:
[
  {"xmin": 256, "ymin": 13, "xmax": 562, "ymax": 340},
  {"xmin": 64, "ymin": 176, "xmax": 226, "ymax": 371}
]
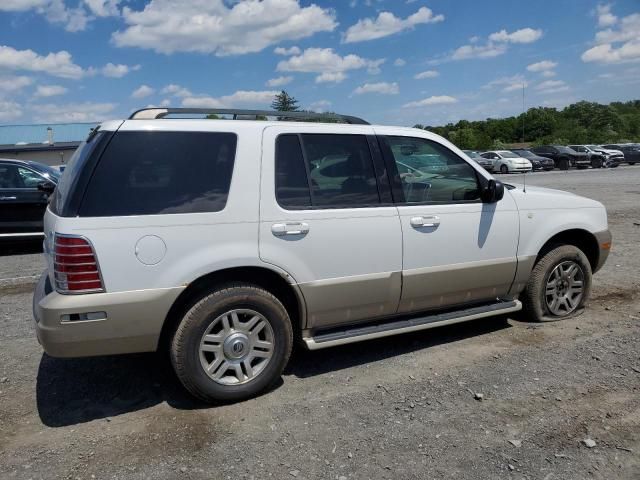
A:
[
  {"xmin": 275, "ymin": 134, "xmax": 381, "ymax": 209},
  {"xmin": 51, "ymin": 130, "xmax": 109, "ymax": 215},
  {"xmin": 80, "ymin": 131, "xmax": 236, "ymax": 217},
  {"xmin": 384, "ymin": 136, "xmax": 480, "ymax": 204},
  {"xmin": 275, "ymin": 134, "xmax": 311, "ymax": 208},
  {"xmin": 18, "ymin": 167, "xmax": 45, "ymax": 188},
  {"xmin": 305, "ymin": 134, "xmax": 380, "ymax": 207}
]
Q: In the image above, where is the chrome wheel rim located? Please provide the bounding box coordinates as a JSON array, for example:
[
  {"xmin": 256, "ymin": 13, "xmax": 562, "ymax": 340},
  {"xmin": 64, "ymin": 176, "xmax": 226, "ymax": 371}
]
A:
[
  {"xmin": 199, "ymin": 309, "xmax": 274, "ymax": 385},
  {"xmin": 545, "ymin": 261, "xmax": 584, "ymax": 316}
]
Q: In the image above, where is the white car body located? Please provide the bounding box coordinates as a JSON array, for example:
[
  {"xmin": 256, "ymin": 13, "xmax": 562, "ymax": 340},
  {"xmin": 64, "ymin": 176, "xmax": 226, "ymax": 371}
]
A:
[
  {"xmin": 481, "ymin": 150, "xmax": 533, "ymax": 173},
  {"xmin": 33, "ymin": 114, "xmax": 610, "ymax": 359}
]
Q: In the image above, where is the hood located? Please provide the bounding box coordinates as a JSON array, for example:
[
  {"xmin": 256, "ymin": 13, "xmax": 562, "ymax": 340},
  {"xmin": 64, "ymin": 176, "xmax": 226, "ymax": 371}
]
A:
[{"xmin": 506, "ymin": 184, "xmax": 605, "ymax": 210}]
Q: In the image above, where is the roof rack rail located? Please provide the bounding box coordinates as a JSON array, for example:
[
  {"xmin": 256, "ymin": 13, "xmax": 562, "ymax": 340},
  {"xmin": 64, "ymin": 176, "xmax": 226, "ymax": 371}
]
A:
[{"xmin": 128, "ymin": 108, "xmax": 369, "ymax": 125}]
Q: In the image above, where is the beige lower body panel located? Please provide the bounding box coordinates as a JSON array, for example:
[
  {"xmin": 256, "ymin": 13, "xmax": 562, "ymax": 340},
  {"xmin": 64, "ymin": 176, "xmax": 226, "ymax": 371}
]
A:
[
  {"xmin": 508, "ymin": 255, "xmax": 537, "ymax": 296},
  {"xmin": 299, "ymin": 271, "xmax": 402, "ymax": 329},
  {"xmin": 33, "ymin": 273, "xmax": 184, "ymax": 358},
  {"xmin": 399, "ymin": 258, "xmax": 518, "ymax": 313}
]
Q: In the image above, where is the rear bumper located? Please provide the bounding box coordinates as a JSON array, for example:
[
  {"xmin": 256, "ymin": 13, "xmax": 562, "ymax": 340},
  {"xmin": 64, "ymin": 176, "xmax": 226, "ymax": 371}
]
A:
[
  {"xmin": 593, "ymin": 229, "xmax": 612, "ymax": 273},
  {"xmin": 32, "ymin": 272, "xmax": 184, "ymax": 358}
]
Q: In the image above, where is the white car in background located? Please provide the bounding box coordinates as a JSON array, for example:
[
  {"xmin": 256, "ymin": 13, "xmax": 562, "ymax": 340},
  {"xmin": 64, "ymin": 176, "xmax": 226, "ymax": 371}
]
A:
[{"xmin": 480, "ymin": 150, "xmax": 533, "ymax": 174}]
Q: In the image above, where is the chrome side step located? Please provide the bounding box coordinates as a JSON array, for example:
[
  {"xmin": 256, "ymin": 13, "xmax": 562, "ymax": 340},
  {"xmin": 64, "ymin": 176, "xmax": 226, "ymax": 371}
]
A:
[{"xmin": 303, "ymin": 300, "xmax": 522, "ymax": 350}]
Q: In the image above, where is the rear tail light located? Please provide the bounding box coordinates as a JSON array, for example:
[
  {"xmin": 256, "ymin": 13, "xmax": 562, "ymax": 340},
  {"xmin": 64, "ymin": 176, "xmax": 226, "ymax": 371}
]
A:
[{"xmin": 54, "ymin": 234, "xmax": 104, "ymax": 294}]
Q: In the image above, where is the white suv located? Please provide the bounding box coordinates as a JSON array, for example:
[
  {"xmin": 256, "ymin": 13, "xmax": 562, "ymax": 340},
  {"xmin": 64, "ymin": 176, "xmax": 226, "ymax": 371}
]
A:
[{"xmin": 32, "ymin": 108, "xmax": 611, "ymax": 403}]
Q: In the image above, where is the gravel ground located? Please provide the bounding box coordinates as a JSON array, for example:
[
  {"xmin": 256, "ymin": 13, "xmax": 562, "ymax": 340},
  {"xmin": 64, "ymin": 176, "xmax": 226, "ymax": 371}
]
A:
[{"xmin": 0, "ymin": 166, "xmax": 639, "ymax": 479}]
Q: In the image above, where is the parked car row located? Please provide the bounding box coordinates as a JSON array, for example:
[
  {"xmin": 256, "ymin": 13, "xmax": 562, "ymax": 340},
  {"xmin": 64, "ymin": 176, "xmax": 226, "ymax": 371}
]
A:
[
  {"xmin": 0, "ymin": 158, "xmax": 59, "ymax": 235},
  {"xmin": 463, "ymin": 143, "xmax": 639, "ymax": 173}
]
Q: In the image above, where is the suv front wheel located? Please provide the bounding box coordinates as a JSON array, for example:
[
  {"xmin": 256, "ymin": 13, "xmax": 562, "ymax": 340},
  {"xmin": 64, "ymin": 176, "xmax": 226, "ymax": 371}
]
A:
[
  {"xmin": 170, "ymin": 284, "xmax": 293, "ymax": 403},
  {"xmin": 522, "ymin": 245, "xmax": 592, "ymax": 322}
]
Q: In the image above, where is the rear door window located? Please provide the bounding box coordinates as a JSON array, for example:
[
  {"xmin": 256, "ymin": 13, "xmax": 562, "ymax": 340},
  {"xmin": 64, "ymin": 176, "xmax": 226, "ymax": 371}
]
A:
[
  {"xmin": 79, "ymin": 131, "xmax": 237, "ymax": 217},
  {"xmin": 275, "ymin": 133, "xmax": 381, "ymax": 209}
]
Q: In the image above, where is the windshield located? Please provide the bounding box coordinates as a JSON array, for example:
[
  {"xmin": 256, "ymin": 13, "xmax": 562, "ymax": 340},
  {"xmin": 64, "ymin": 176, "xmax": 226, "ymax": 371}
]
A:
[
  {"xmin": 570, "ymin": 146, "xmax": 587, "ymax": 152},
  {"xmin": 463, "ymin": 150, "xmax": 481, "ymax": 158},
  {"xmin": 498, "ymin": 151, "xmax": 519, "ymax": 158},
  {"xmin": 512, "ymin": 150, "xmax": 533, "ymax": 158},
  {"xmin": 27, "ymin": 161, "xmax": 60, "ymax": 182},
  {"xmin": 555, "ymin": 146, "xmax": 575, "ymax": 153}
]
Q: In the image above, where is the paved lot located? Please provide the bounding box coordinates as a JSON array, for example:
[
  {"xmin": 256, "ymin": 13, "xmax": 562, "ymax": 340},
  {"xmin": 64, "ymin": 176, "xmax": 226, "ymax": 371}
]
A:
[{"xmin": 1, "ymin": 166, "xmax": 639, "ymax": 479}]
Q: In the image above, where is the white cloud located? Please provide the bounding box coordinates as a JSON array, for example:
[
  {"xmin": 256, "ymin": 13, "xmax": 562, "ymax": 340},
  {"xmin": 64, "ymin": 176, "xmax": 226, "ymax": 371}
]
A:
[
  {"xmin": 277, "ymin": 47, "xmax": 384, "ymax": 83},
  {"xmin": 0, "ymin": 1, "xmax": 48, "ymax": 11},
  {"xmin": 131, "ymin": 84, "xmax": 155, "ymax": 99},
  {"xmin": 42, "ymin": 0, "xmax": 90, "ymax": 32},
  {"xmin": 315, "ymin": 72, "xmax": 347, "ymax": 83},
  {"xmin": 394, "ymin": 58, "xmax": 406, "ymax": 67},
  {"xmin": 343, "ymin": 6, "xmax": 444, "ymax": 43},
  {"xmin": 101, "ymin": 62, "xmax": 140, "ymax": 78},
  {"xmin": 451, "ymin": 43, "xmax": 507, "ymax": 60},
  {"xmin": 535, "ymin": 79, "xmax": 570, "ymax": 94},
  {"xmin": 113, "ymin": 0, "xmax": 337, "ymax": 56},
  {"xmin": 483, "ymin": 74, "xmax": 527, "ymax": 92},
  {"xmin": 0, "ymin": 99, "xmax": 23, "ymax": 121},
  {"xmin": 488, "ymin": 27, "xmax": 543, "ymax": 44},
  {"xmin": 582, "ymin": 11, "xmax": 640, "ymax": 64},
  {"xmin": 0, "ymin": 45, "xmax": 87, "ymax": 79},
  {"xmin": 0, "ymin": 75, "xmax": 33, "ymax": 94},
  {"xmin": 274, "ymin": 46, "xmax": 301, "ymax": 56},
  {"xmin": 414, "ymin": 70, "xmax": 439, "ymax": 79},
  {"xmin": 83, "ymin": 0, "xmax": 121, "ymax": 17},
  {"xmin": 541, "ymin": 70, "xmax": 556, "ymax": 78},
  {"xmin": 403, "ymin": 95, "xmax": 457, "ymax": 108},
  {"xmin": 353, "ymin": 82, "xmax": 399, "ymax": 95},
  {"xmin": 527, "ymin": 60, "xmax": 557, "ymax": 72},
  {"xmin": 181, "ymin": 90, "xmax": 278, "ymax": 108},
  {"xmin": 308, "ymin": 99, "xmax": 331, "ymax": 112},
  {"xmin": 32, "ymin": 101, "xmax": 116, "ymax": 122},
  {"xmin": 266, "ymin": 76, "xmax": 293, "ymax": 87},
  {"xmin": 161, "ymin": 84, "xmax": 193, "ymax": 97},
  {"xmin": 33, "ymin": 84, "xmax": 68, "ymax": 97},
  {"xmin": 596, "ymin": 4, "xmax": 617, "ymax": 28},
  {"xmin": 160, "ymin": 98, "xmax": 171, "ymax": 107}
]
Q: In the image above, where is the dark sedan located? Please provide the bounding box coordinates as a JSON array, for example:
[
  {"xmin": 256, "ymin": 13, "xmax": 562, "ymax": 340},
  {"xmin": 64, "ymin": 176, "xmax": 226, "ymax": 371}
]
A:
[
  {"xmin": 510, "ymin": 149, "xmax": 555, "ymax": 171},
  {"xmin": 463, "ymin": 150, "xmax": 493, "ymax": 171},
  {"xmin": 602, "ymin": 144, "xmax": 640, "ymax": 165},
  {"xmin": 0, "ymin": 159, "xmax": 59, "ymax": 236},
  {"xmin": 530, "ymin": 145, "xmax": 590, "ymax": 170}
]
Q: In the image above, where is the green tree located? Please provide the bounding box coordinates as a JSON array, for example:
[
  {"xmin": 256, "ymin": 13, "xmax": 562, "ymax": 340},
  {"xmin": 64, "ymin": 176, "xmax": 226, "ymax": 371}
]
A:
[{"xmin": 271, "ymin": 90, "xmax": 300, "ymax": 112}]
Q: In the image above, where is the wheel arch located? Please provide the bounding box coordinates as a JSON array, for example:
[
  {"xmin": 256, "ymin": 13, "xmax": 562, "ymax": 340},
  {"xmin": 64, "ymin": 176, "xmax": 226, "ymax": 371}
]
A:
[
  {"xmin": 157, "ymin": 266, "xmax": 306, "ymax": 352},
  {"xmin": 535, "ymin": 229, "xmax": 599, "ymax": 272}
]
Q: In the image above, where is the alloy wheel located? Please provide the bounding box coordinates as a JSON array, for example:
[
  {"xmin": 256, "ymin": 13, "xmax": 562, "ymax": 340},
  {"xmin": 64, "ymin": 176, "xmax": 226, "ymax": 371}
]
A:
[
  {"xmin": 199, "ymin": 309, "xmax": 274, "ymax": 385},
  {"xmin": 544, "ymin": 261, "xmax": 585, "ymax": 316}
]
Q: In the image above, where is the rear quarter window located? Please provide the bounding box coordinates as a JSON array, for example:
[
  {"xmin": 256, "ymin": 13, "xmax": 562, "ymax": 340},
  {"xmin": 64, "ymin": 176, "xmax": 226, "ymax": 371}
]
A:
[{"xmin": 79, "ymin": 131, "xmax": 237, "ymax": 217}]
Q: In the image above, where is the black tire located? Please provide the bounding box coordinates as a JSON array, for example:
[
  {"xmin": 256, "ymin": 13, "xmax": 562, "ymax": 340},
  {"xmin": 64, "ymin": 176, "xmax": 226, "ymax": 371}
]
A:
[
  {"xmin": 170, "ymin": 283, "xmax": 293, "ymax": 403},
  {"xmin": 500, "ymin": 164, "xmax": 508, "ymax": 174},
  {"xmin": 558, "ymin": 158, "xmax": 570, "ymax": 170},
  {"xmin": 591, "ymin": 158, "xmax": 602, "ymax": 169},
  {"xmin": 522, "ymin": 245, "xmax": 592, "ymax": 322}
]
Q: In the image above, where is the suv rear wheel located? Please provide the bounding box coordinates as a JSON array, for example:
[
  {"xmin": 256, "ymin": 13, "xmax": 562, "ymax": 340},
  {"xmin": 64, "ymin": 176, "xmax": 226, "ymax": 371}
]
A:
[
  {"xmin": 558, "ymin": 157, "xmax": 570, "ymax": 170},
  {"xmin": 522, "ymin": 245, "xmax": 592, "ymax": 322},
  {"xmin": 170, "ymin": 283, "xmax": 293, "ymax": 403}
]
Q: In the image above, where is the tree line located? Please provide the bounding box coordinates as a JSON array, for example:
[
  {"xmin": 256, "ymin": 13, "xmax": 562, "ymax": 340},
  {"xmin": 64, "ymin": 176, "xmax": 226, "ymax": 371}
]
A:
[{"xmin": 414, "ymin": 100, "xmax": 640, "ymax": 150}]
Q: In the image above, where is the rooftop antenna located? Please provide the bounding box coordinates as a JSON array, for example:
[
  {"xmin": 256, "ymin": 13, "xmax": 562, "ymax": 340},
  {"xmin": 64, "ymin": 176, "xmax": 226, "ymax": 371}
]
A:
[{"xmin": 522, "ymin": 83, "xmax": 527, "ymax": 193}]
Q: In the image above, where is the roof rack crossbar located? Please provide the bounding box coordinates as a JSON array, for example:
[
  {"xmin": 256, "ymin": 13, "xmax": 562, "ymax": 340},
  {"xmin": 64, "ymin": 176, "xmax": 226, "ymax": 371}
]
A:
[{"xmin": 128, "ymin": 108, "xmax": 369, "ymax": 125}]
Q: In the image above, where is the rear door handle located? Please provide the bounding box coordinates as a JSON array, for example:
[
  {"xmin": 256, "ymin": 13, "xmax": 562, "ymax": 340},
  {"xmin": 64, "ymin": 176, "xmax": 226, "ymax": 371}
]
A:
[
  {"xmin": 410, "ymin": 215, "xmax": 440, "ymax": 228},
  {"xmin": 271, "ymin": 222, "xmax": 310, "ymax": 236},
  {"xmin": 0, "ymin": 196, "xmax": 17, "ymax": 200}
]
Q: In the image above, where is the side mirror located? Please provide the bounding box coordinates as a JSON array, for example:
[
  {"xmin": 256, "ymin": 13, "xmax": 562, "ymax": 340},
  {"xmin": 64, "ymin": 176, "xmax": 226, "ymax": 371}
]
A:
[
  {"xmin": 482, "ymin": 179, "xmax": 504, "ymax": 203},
  {"xmin": 37, "ymin": 181, "xmax": 56, "ymax": 195}
]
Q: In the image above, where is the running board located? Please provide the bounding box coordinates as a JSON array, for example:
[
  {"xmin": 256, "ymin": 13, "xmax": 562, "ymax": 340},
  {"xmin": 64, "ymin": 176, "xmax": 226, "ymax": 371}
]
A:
[{"xmin": 303, "ymin": 300, "xmax": 522, "ymax": 350}]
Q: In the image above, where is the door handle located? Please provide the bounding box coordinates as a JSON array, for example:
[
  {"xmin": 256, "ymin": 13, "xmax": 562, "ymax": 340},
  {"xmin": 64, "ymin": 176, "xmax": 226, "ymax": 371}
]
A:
[
  {"xmin": 410, "ymin": 215, "xmax": 440, "ymax": 228},
  {"xmin": 0, "ymin": 196, "xmax": 17, "ymax": 200},
  {"xmin": 271, "ymin": 222, "xmax": 310, "ymax": 236}
]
